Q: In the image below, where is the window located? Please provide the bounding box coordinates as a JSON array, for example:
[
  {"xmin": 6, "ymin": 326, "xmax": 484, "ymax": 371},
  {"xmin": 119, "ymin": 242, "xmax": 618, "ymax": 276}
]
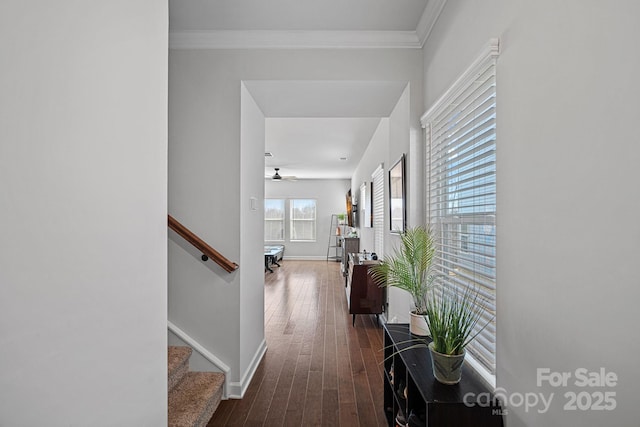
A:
[
  {"xmin": 422, "ymin": 39, "xmax": 500, "ymax": 384},
  {"xmin": 290, "ymin": 199, "xmax": 316, "ymax": 241},
  {"xmin": 360, "ymin": 181, "xmax": 372, "ymax": 228},
  {"xmin": 264, "ymin": 199, "xmax": 285, "ymax": 241},
  {"xmin": 372, "ymin": 164, "xmax": 385, "ymax": 257},
  {"xmin": 389, "ymin": 154, "xmax": 406, "ymax": 233}
]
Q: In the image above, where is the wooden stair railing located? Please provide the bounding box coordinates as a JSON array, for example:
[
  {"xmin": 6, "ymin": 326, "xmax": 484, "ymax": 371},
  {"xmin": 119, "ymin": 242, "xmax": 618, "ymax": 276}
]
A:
[{"xmin": 168, "ymin": 215, "xmax": 239, "ymax": 273}]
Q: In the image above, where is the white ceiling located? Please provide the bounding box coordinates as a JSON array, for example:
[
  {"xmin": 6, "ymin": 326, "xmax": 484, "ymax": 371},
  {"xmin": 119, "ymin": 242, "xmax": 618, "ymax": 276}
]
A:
[
  {"xmin": 169, "ymin": 0, "xmax": 430, "ymax": 32},
  {"xmin": 169, "ymin": 1, "xmax": 444, "ymax": 179},
  {"xmin": 265, "ymin": 118, "xmax": 383, "ymax": 180},
  {"xmin": 243, "ymin": 80, "xmax": 409, "ymax": 118},
  {"xmin": 168, "ymin": 0, "xmax": 445, "ymax": 48},
  {"xmin": 244, "ymin": 80, "xmax": 407, "ymax": 179}
]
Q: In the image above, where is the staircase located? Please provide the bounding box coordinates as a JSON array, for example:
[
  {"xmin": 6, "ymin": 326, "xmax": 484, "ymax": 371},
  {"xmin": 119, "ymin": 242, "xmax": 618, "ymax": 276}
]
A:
[{"xmin": 168, "ymin": 346, "xmax": 225, "ymax": 427}]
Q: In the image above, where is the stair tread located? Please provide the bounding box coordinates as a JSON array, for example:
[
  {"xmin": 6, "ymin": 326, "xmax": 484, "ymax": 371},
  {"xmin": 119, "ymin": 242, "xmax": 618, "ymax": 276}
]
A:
[
  {"xmin": 168, "ymin": 346, "xmax": 193, "ymax": 392},
  {"xmin": 168, "ymin": 371, "xmax": 225, "ymax": 427},
  {"xmin": 168, "ymin": 346, "xmax": 193, "ymax": 376}
]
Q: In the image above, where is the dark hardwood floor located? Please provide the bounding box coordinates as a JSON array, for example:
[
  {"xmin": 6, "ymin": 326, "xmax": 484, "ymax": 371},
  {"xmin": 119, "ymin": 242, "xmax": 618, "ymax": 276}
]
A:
[{"xmin": 207, "ymin": 260, "xmax": 387, "ymax": 427}]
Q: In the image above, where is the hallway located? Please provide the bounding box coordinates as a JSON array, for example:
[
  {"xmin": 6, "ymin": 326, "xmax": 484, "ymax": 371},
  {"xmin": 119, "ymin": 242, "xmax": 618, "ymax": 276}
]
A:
[{"xmin": 208, "ymin": 260, "xmax": 386, "ymax": 426}]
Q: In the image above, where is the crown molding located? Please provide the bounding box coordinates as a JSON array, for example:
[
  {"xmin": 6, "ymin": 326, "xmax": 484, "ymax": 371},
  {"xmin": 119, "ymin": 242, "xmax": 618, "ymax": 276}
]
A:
[
  {"xmin": 169, "ymin": 29, "xmax": 423, "ymax": 50},
  {"xmin": 169, "ymin": 1, "xmax": 448, "ymax": 50},
  {"xmin": 416, "ymin": 0, "xmax": 448, "ymax": 46}
]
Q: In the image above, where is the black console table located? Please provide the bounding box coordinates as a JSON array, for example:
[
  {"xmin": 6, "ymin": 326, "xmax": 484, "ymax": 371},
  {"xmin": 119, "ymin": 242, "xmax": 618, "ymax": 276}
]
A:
[{"xmin": 383, "ymin": 323, "xmax": 504, "ymax": 427}]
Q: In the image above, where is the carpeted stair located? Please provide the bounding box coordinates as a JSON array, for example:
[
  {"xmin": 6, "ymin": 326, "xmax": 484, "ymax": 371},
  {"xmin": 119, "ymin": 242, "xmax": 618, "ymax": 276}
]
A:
[{"xmin": 168, "ymin": 346, "xmax": 225, "ymax": 427}]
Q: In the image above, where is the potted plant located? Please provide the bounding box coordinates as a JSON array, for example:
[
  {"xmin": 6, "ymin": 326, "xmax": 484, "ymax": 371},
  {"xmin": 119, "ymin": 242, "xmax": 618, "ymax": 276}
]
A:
[
  {"xmin": 424, "ymin": 283, "xmax": 492, "ymax": 384},
  {"xmin": 369, "ymin": 226, "xmax": 436, "ymax": 336}
]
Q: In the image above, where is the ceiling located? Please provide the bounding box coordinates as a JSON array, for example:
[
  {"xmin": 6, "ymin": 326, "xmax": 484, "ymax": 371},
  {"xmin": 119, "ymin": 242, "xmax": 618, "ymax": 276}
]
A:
[
  {"xmin": 169, "ymin": 0, "xmax": 430, "ymax": 32},
  {"xmin": 168, "ymin": 0, "xmax": 445, "ymax": 179},
  {"xmin": 245, "ymin": 80, "xmax": 407, "ymax": 180}
]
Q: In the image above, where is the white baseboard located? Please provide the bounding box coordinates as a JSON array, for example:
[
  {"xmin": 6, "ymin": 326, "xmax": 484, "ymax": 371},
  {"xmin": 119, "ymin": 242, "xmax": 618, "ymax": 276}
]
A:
[
  {"xmin": 168, "ymin": 321, "xmax": 268, "ymax": 400},
  {"xmin": 227, "ymin": 339, "xmax": 268, "ymax": 399},
  {"xmin": 283, "ymin": 255, "xmax": 336, "ymax": 261},
  {"xmin": 168, "ymin": 321, "xmax": 231, "ymax": 399}
]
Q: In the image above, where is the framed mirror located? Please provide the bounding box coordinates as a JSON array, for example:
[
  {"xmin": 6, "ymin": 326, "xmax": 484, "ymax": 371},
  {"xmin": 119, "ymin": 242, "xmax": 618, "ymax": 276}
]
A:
[{"xmin": 389, "ymin": 154, "xmax": 406, "ymax": 233}]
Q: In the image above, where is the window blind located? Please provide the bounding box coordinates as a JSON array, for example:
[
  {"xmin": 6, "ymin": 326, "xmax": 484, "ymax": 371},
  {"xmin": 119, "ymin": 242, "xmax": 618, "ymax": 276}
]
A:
[
  {"xmin": 372, "ymin": 164, "xmax": 385, "ymax": 257},
  {"xmin": 264, "ymin": 199, "xmax": 285, "ymax": 241},
  {"xmin": 422, "ymin": 39, "xmax": 500, "ymax": 380},
  {"xmin": 290, "ymin": 199, "xmax": 316, "ymax": 241}
]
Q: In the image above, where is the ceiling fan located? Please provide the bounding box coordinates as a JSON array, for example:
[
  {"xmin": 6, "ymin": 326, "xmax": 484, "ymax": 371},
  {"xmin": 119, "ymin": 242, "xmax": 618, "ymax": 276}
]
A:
[{"xmin": 268, "ymin": 167, "xmax": 297, "ymax": 181}]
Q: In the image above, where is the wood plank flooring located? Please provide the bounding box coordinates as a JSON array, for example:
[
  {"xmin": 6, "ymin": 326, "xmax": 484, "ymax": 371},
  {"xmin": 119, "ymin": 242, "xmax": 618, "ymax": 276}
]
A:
[{"xmin": 207, "ymin": 260, "xmax": 387, "ymax": 427}]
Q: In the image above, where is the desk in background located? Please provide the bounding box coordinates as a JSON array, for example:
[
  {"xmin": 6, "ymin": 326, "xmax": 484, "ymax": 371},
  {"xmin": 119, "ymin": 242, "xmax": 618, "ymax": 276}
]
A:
[{"xmin": 264, "ymin": 245, "xmax": 284, "ymax": 273}]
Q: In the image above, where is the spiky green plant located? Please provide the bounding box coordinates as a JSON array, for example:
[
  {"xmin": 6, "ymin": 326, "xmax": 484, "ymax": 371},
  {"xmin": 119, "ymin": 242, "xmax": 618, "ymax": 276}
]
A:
[
  {"xmin": 425, "ymin": 283, "xmax": 492, "ymax": 356},
  {"xmin": 369, "ymin": 226, "xmax": 436, "ymax": 314}
]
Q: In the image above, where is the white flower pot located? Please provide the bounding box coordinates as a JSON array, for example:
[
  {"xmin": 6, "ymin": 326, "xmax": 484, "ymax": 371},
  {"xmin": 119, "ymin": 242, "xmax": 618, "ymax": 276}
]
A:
[{"xmin": 409, "ymin": 311, "xmax": 430, "ymax": 336}]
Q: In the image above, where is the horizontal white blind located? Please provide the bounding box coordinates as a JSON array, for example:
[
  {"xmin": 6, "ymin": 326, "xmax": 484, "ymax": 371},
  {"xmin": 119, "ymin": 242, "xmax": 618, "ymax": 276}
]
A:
[
  {"xmin": 424, "ymin": 41, "xmax": 499, "ymax": 378},
  {"xmin": 264, "ymin": 199, "xmax": 285, "ymax": 241},
  {"xmin": 290, "ymin": 199, "xmax": 316, "ymax": 241},
  {"xmin": 372, "ymin": 164, "xmax": 384, "ymax": 257}
]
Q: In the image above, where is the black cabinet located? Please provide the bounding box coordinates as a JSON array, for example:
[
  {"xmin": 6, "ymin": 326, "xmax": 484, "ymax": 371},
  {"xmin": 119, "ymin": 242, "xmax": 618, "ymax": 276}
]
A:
[{"xmin": 383, "ymin": 323, "xmax": 504, "ymax": 427}]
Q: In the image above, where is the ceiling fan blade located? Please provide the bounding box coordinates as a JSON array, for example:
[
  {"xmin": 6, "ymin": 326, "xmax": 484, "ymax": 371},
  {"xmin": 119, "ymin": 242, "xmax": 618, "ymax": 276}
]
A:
[{"xmin": 267, "ymin": 167, "xmax": 298, "ymax": 181}]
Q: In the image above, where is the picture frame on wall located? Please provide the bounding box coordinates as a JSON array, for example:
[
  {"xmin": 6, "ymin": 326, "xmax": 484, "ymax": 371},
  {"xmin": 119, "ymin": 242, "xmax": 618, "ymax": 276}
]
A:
[{"xmin": 346, "ymin": 189, "xmax": 354, "ymax": 227}]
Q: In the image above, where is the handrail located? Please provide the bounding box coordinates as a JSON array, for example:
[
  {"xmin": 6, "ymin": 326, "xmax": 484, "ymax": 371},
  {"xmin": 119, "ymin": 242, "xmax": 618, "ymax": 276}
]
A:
[{"xmin": 168, "ymin": 215, "xmax": 239, "ymax": 273}]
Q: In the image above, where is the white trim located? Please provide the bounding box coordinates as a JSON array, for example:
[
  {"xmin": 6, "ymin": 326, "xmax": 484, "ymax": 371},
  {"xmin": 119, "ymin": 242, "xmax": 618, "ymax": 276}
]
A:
[
  {"xmin": 464, "ymin": 353, "xmax": 497, "ymax": 390},
  {"xmin": 169, "ymin": 30, "xmax": 422, "ymax": 50},
  {"xmin": 168, "ymin": 321, "xmax": 231, "ymax": 399},
  {"xmin": 227, "ymin": 339, "xmax": 268, "ymax": 399},
  {"xmin": 283, "ymin": 255, "xmax": 330, "ymax": 261},
  {"xmin": 415, "ymin": 0, "xmax": 448, "ymax": 47},
  {"xmin": 421, "ymin": 38, "xmax": 501, "ymax": 127}
]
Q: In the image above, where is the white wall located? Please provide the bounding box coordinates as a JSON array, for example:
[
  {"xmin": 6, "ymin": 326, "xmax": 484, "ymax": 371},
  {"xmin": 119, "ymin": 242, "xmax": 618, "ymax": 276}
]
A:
[
  {"xmin": 0, "ymin": 1, "xmax": 168, "ymax": 425},
  {"xmin": 385, "ymin": 86, "xmax": 416, "ymax": 323},
  {"xmin": 168, "ymin": 48, "xmax": 243, "ymax": 396},
  {"xmin": 424, "ymin": 1, "xmax": 640, "ymax": 425},
  {"xmin": 351, "ymin": 119, "xmax": 389, "ymax": 253},
  {"xmin": 169, "ymin": 47, "xmax": 423, "ymax": 394},
  {"xmin": 239, "ymin": 84, "xmax": 267, "ymax": 386},
  {"xmin": 350, "ymin": 87, "xmax": 418, "ymax": 324},
  {"xmin": 265, "ymin": 179, "xmax": 351, "ymax": 259}
]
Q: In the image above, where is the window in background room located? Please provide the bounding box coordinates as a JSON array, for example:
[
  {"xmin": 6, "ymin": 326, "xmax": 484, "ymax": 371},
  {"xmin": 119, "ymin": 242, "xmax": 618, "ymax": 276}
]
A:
[
  {"xmin": 264, "ymin": 199, "xmax": 285, "ymax": 241},
  {"xmin": 372, "ymin": 164, "xmax": 384, "ymax": 256},
  {"xmin": 290, "ymin": 199, "xmax": 316, "ymax": 242},
  {"xmin": 422, "ymin": 39, "xmax": 500, "ymax": 385}
]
